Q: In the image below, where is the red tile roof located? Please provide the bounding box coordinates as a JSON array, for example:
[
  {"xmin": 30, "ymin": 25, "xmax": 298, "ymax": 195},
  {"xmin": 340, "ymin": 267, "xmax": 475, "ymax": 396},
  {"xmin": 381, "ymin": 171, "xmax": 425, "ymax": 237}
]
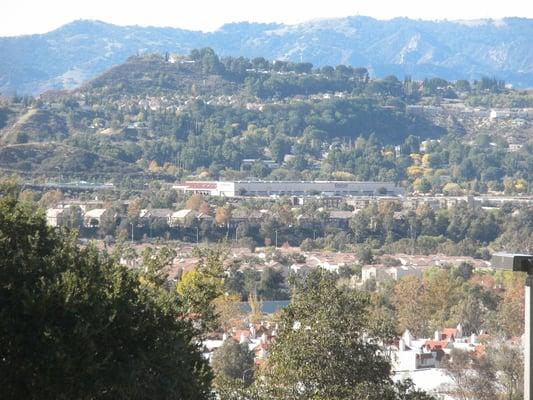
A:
[
  {"xmin": 184, "ymin": 181, "xmax": 217, "ymax": 189},
  {"xmin": 441, "ymin": 328, "xmax": 458, "ymax": 340},
  {"xmin": 233, "ymin": 329, "xmax": 252, "ymax": 341},
  {"xmin": 424, "ymin": 339, "xmax": 450, "ymax": 351}
]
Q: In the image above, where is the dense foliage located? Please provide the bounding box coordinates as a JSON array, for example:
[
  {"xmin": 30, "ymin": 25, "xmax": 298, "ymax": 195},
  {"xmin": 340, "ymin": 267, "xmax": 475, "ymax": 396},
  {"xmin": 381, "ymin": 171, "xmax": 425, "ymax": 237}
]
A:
[
  {"xmin": 0, "ymin": 187, "xmax": 212, "ymax": 400},
  {"xmin": 252, "ymin": 270, "xmax": 434, "ymax": 400},
  {"xmin": 1, "ymin": 49, "xmax": 531, "ymax": 193},
  {"xmin": 374, "ymin": 265, "xmax": 526, "ymax": 339}
]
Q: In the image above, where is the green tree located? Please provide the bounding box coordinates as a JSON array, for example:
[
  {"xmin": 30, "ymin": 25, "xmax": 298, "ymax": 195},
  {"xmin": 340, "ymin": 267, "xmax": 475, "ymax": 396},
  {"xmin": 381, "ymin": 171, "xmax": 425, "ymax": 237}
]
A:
[
  {"xmin": 259, "ymin": 267, "xmax": 288, "ymax": 300},
  {"xmin": 0, "ymin": 195, "xmax": 212, "ymax": 400},
  {"xmin": 177, "ymin": 248, "xmax": 226, "ymax": 330},
  {"xmin": 443, "ymin": 340, "xmax": 523, "ymax": 400},
  {"xmin": 358, "ymin": 245, "xmax": 375, "ymax": 265},
  {"xmin": 225, "ymin": 263, "xmax": 245, "ymax": 298},
  {"xmin": 212, "ymin": 339, "xmax": 255, "ymax": 384},
  {"xmin": 254, "ymin": 270, "xmax": 432, "ymax": 399},
  {"xmin": 269, "ymin": 136, "xmax": 292, "ymax": 164},
  {"xmin": 393, "ymin": 276, "xmax": 428, "ymax": 337}
]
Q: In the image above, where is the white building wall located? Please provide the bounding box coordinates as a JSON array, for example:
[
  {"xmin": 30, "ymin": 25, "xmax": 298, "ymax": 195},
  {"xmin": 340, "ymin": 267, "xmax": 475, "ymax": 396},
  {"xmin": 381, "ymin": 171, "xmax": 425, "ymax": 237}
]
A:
[
  {"xmin": 232, "ymin": 181, "xmax": 403, "ymax": 197},
  {"xmin": 177, "ymin": 180, "xmax": 404, "ymax": 197},
  {"xmin": 394, "ymin": 350, "xmax": 419, "ymax": 371},
  {"xmin": 216, "ymin": 182, "xmax": 236, "ymax": 197}
]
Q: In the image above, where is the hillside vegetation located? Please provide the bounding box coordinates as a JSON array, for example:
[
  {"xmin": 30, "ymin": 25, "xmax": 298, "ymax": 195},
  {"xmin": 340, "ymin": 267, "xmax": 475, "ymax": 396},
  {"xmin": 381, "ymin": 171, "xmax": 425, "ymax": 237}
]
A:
[
  {"xmin": 0, "ymin": 108, "xmax": 68, "ymax": 144},
  {"xmin": 0, "ymin": 142, "xmax": 142, "ymax": 177},
  {"xmin": 0, "ymin": 49, "xmax": 530, "ymax": 193}
]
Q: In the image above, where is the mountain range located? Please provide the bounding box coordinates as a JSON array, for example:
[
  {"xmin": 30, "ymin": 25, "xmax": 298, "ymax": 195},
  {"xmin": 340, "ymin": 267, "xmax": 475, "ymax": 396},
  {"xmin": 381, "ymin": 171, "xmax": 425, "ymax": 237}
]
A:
[{"xmin": 1, "ymin": 16, "xmax": 532, "ymax": 95}]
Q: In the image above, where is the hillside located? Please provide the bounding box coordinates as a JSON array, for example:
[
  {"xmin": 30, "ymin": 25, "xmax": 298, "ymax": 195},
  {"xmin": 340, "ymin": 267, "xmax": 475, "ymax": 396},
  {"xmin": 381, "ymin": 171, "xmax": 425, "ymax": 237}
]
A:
[
  {"xmin": 0, "ymin": 50, "xmax": 530, "ymax": 192},
  {"xmin": 81, "ymin": 54, "xmax": 239, "ymax": 97},
  {"xmin": 0, "ymin": 142, "xmax": 142, "ymax": 177},
  {"xmin": 0, "ymin": 108, "xmax": 68, "ymax": 144},
  {"xmin": 1, "ymin": 17, "xmax": 533, "ymax": 95}
]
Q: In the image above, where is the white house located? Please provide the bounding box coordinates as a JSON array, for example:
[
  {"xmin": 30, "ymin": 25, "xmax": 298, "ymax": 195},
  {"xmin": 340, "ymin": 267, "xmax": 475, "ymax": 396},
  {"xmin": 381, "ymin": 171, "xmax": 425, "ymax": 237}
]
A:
[
  {"xmin": 169, "ymin": 209, "xmax": 198, "ymax": 227},
  {"xmin": 46, "ymin": 207, "xmax": 69, "ymax": 227},
  {"xmin": 46, "ymin": 205, "xmax": 84, "ymax": 228},
  {"xmin": 83, "ymin": 208, "xmax": 107, "ymax": 227},
  {"xmin": 391, "ymin": 330, "xmax": 439, "ymax": 372},
  {"xmin": 361, "ymin": 265, "xmax": 422, "ymax": 285}
]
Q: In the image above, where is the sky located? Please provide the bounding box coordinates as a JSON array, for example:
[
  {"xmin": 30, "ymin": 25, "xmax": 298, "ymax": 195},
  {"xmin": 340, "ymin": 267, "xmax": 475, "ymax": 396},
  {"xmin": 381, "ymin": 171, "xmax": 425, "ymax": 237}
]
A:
[{"xmin": 2, "ymin": 0, "xmax": 533, "ymax": 36}]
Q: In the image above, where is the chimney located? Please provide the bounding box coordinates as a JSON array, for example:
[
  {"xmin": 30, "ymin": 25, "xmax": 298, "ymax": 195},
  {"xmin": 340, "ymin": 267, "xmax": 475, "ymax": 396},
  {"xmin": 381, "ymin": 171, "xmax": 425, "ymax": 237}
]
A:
[
  {"xmin": 456, "ymin": 323, "xmax": 463, "ymax": 338},
  {"xmin": 434, "ymin": 330, "xmax": 441, "ymax": 341},
  {"xmin": 250, "ymin": 325, "xmax": 256, "ymax": 339},
  {"xmin": 399, "ymin": 338, "xmax": 406, "ymax": 351},
  {"xmin": 403, "ymin": 329, "xmax": 412, "ymax": 347},
  {"xmin": 222, "ymin": 333, "xmax": 228, "ymax": 341}
]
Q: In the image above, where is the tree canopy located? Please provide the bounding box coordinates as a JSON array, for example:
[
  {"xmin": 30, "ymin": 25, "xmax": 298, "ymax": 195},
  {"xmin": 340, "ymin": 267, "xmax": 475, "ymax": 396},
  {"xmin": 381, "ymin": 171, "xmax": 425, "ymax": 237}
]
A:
[
  {"xmin": 0, "ymin": 190, "xmax": 212, "ymax": 400},
  {"xmin": 253, "ymin": 270, "xmax": 434, "ymax": 400}
]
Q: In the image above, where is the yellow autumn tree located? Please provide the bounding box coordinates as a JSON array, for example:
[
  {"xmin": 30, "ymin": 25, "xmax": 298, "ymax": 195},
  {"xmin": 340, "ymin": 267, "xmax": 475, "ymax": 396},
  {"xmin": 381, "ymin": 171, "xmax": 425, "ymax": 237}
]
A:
[
  {"xmin": 185, "ymin": 194, "xmax": 206, "ymax": 211},
  {"xmin": 147, "ymin": 160, "xmax": 161, "ymax": 173},
  {"xmin": 127, "ymin": 198, "xmax": 141, "ymax": 223},
  {"xmin": 39, "ymin": 190, "xmax": 64, "ymax": 209},
  {"xmin": 213, "ymin": 294, "xmax": 243, "ymax": 332},
  {"xmin": 248, "ymin": 293, "xmax": 263, "ymax": 324},
  {"xmin": 442, "ymin": 182, "xmax": 463, "ymax": 196},
  {"xmin": 215, "ymin": 206, "xmax": 232, "ymax": 227},
  {"xmin": 515, "ymin": 179, "xmax": 527, "ymax": 193},
  {"xmin": 410, "ymin": 153, "xmax": 422, "ymax": 165},
  {"xmin": 406, "ymin": 165, "xmax": 423, "ymax": 178},
  {"xmin": 332, "ymin": 171, "xmax": 356, "ymax": 181}
]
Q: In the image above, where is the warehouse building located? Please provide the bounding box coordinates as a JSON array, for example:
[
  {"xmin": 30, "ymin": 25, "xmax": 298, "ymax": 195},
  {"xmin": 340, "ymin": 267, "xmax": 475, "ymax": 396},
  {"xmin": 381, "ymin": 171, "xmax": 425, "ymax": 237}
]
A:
[{"xmin": 174, "ymin": 181, "xmax": 404, "ymax": 197}]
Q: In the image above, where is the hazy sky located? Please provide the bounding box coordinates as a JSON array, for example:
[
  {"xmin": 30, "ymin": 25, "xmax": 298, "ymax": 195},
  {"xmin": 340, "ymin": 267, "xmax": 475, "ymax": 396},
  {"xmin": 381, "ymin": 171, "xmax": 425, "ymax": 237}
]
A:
[{"xmin": 2, "ymin": 0, "xmax": 533, "ymax": 36}]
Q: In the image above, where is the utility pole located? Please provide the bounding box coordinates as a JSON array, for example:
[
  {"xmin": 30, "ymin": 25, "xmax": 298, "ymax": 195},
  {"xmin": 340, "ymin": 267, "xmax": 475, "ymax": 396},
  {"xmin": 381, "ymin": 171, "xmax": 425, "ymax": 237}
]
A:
[
  {"xmin": 196, "ymin": 226, "xmax": 199, "ymax": 245},
  {"xmin": 275, "ymin": 229, "xmax": 278, "ymax": 247},
  {"xmin": 527, "ymin": 275, "xmax": 533, "ymax": 400},
  {"xmin": 491, "ymin": 253, "xmax": 533, "ymax": 400},
  {"xmin": 130, "ymin": 222, "xmax": 134, "ymax": 243}
]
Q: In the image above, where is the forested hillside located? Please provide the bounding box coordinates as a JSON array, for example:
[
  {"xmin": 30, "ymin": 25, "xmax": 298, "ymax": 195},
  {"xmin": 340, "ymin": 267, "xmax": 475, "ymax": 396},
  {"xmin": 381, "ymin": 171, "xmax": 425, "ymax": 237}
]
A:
[{"xmin": 0, "ymin": 49, "xmax": 531, "ymax": 194}]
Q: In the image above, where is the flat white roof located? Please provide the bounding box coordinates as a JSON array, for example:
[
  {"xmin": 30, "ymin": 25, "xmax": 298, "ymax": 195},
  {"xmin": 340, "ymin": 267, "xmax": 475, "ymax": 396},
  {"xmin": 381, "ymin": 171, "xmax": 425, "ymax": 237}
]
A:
[
  {"xmin": 84, "ymin": 208, "xmax": 107, "ymax": 218},
  {"xmin": 172, "ymin": 209, "xmax": 194, "ymax": 218}
]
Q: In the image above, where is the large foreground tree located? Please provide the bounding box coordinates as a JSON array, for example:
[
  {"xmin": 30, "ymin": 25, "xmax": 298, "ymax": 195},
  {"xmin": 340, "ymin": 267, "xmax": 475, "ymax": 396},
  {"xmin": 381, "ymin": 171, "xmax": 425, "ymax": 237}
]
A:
[{"xmin": 0, "ymin": 190, "xmax": 212, "ymax": 400}]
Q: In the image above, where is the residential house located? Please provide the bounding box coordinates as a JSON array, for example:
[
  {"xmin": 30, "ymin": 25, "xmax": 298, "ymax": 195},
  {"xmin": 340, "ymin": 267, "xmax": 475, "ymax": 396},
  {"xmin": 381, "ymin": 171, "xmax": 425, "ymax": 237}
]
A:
[
  {"xmin": 83, "ymin": 208, "xmax": 108, "ymax": 228},
  {"xmin": 361, "ymin": 265, "xmax": 422, "ymax": 286},
  {"xmin": 391, "ymin": 330, "xmax": 440, "ymax": 371},
  {"xmin": 508, "ymin": 143, "xmax": 523, "ymax": 152},
  {"xmin": 230, "ymin": 209, "xmax": 264, "ymax": 228},
  {"xmin": 139, "ymin": 208, "xmax": 173, "ymax": 226},
  {"xmin": 307, "ymin": 255, "xmax": 344, "ymax": 273},
  {"xmin": 328, "ymin": 210, "xmax": 355, "ymax": 228},
  {"xmin": 46, "ymin": 207, "xmax": 69, "ymax": 227},
  {"xmin": 169, "ymin": 209, "xmax": 198, "ymax": 227}
]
